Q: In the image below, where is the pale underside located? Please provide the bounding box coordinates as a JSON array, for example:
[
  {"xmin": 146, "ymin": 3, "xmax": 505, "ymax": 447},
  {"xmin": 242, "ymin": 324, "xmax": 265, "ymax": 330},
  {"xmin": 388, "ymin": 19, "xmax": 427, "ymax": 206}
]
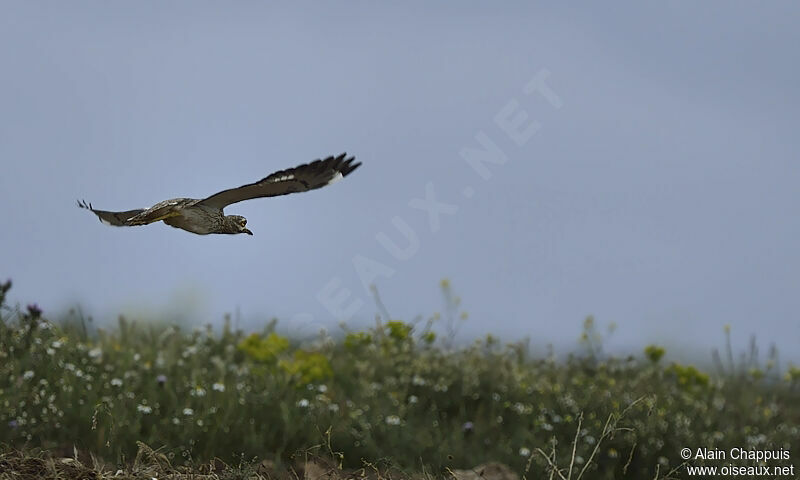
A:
[{"xmin": 137, "ymin": 200, "xmax": 225, "ymax": 235}]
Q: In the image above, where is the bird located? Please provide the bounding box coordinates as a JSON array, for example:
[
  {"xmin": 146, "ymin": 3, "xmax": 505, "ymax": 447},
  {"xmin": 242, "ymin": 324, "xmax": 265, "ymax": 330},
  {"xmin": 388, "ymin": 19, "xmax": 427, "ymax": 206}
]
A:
[{"xmin": 78, "ymin": 153, "xmax": 360, "ymax": 236}]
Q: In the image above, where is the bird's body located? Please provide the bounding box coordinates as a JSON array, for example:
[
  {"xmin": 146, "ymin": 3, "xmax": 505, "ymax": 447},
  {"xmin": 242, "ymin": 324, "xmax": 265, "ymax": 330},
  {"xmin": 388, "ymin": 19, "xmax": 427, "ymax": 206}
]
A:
[
  {"xmin": 79, "ymin": 153, "xmax": 360, "ymax": 236},
  {"xmin": 161, "ymin": 202, "xmax": 225, "ymax": 235},
  {"xmin": 128, "ymin": 199, "xmax": 224, "ymax": 235}
]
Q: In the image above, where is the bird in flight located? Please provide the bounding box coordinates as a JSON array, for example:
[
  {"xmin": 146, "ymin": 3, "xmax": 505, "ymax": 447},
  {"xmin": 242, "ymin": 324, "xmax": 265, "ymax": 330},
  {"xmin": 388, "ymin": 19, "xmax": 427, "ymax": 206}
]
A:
[{"xmin": 78, "ymin": 153, "xmax": 360, "ymax": 236}]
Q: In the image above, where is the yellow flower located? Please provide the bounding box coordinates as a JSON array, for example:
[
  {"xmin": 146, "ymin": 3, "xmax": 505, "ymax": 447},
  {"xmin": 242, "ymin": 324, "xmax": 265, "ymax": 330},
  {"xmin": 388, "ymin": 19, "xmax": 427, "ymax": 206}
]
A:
[
  {"xmin": 644, "ymin": 345, "xmax": 666, "ymax": 363},
  {"xmin": 280, "ymin": 350, "xmax": 333, "ymax": 384},
  {"xmin": 386, "ymin": 321, "xmax": 411, "ymax": 341},
  {"xmin": 238, "ymin": 332, "xmax": 289, "ymax": 363}
]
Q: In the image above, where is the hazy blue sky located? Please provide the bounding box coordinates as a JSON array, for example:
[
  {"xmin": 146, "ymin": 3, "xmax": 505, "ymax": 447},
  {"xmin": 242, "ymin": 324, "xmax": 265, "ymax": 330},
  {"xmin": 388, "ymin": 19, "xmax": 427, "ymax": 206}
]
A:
[{"xmin": 2, "ymin": 2, "xmax": 798, "ymax": 361}]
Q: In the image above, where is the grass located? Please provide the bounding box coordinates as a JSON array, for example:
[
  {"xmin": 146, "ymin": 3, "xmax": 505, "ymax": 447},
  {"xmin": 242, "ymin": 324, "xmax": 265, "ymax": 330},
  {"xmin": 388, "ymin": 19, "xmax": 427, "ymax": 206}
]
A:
[{"xmin": 0, "ymin": 278, "xmax": 798, "ymax": 479}]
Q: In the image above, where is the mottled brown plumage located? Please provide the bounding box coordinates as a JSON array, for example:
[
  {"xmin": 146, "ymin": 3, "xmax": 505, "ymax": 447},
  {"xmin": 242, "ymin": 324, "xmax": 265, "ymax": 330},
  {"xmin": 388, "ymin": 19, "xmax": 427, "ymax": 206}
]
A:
[{"xmin": 79, "ymin": 153, "xmax": 360, "ymax": 236}]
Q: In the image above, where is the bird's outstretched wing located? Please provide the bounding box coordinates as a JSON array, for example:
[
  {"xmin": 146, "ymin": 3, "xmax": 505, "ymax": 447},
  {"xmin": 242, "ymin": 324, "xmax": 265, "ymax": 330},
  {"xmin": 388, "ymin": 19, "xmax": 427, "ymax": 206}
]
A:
[
  {"xmin": 77, "ymin": 200, "xmax": 145, "ymax": 227},
  {"xmin": 198, "ymin": 153, "xmax": 361, "ymax": 209}
]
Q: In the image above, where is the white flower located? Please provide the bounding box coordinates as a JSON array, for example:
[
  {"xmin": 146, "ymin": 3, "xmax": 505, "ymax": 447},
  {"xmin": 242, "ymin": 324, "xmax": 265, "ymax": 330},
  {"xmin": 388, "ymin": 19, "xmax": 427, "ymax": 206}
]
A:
[
  {"xmin": 110, "ymin": 378, "xmax": 123, "ymax": 387},
  {"xmin": 519, "ymin": 447, "xmax": 531, "ymax": 457},
  {"xmin": 385, "ymin": 415, "xmax": 401, "ymax": 425},
  {"xmin": 212, "ymin": 382, "xmax": 225, "ymax": 392},
  {"xmin": 51, "ymin": 340, "xmax": 62, "ymax": 349},
  {"xmin": 137, "ymin": 404, "xmax": 152, "ymax": 414},
  {"xmin": 412, "ymin": 375, "xmax": 426, "ymax": 386},
  {"xmin": 191, "ymin": 387, "xmax": 206, "ymax": 397},
  {"xmin": 328, "ymin": 404, "xmax": 340, "ymax": 413},
  {"xmin": 183, "ymin": 408, "xmax": 194, "ymax": 416},
  {"xmin": 23, "ymin": 370, "xmax": 34, "ymax": 380},
  {"xmin": 317, "ymin": 384, "xmax": 328, "ymax": 393},
  {"xmin": 46, "ymin": 348, "xmax": 56, "ymax": 355},
  {"xmin": 297, "ymin": 399, "xmax": 310, "ymax": 408},
  {"xmin": 408, "ymin": 395, "xmax": 419, "ymax": 404}
]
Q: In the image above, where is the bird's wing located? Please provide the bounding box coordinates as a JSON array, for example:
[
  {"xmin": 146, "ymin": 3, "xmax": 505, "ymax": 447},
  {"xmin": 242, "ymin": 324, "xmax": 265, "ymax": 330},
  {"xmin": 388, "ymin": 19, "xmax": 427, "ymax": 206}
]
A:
[
  {"xmin": 198, "ymin": 153, "xmax": 361, "ymax": 209},
  {"xmin": 124, "ymin": 199, "xmax": 191, "ymax": 226},
  {"xmin": 77, "ymin": 200, "xmax": 145, "ymax": 227}
]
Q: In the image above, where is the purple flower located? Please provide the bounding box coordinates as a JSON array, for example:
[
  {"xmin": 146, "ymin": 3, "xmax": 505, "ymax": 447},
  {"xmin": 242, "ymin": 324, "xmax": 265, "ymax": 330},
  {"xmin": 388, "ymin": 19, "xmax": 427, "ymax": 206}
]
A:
[
  {"xmin": 26, "ymin": 304, "xmax": 42, "ymax": 317},
  {"xmin": 462, "ymin": 421, "xmax": 474, "ymax": 434},
  {"xmin": 8, "ymin": 420, "xmax": 19, "ymax": 429},
  {"xmin": 156, "ymin": 374, "xmax": 167, "ymax": 386}
]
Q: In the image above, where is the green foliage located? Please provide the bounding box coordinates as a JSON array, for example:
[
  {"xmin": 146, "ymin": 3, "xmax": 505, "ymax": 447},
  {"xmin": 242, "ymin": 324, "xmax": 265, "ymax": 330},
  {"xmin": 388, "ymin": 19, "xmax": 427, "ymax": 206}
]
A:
[
  {"xmin": 238, "ymin": 332, "xmax": 289, "ymax": 363},
  {"xmin": 786, "ymin": 364, "xmax": 800, "ymax": 383},
  {"xmin": 421, "ymin": 331, "xmax": 436, "ymax": 344},
  {"xmin": 0, "ymin": 279, "xmax": 11, "ymax": 305},
  {"xmin": 343, "ymin": 332, "xmax": 371, "ymax": 350},
  {"xmin": 666, "ymin": 363, "xmax": 710, "ymax": 388},
  {"xmin": 643, "ymin": 344, "xmax": 665, "ymax": 364},
  {"xmin": 280, "ymin": 350, "xmax": 333, "ymax": 384},
  {"xmin": 385, "ymin": 320, "xmax": 411, "ymax": 341},
  {"xmin": 0, "ymin": 282, "xmax": 797, "ymax": 479}
]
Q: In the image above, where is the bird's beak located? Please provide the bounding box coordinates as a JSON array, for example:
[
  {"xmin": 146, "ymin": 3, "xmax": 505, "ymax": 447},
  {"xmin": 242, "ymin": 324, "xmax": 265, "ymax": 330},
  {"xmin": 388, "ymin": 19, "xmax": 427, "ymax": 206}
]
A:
[{"xmin": 242, "ymin": 228, "xmax": 253, "ymax": 235}]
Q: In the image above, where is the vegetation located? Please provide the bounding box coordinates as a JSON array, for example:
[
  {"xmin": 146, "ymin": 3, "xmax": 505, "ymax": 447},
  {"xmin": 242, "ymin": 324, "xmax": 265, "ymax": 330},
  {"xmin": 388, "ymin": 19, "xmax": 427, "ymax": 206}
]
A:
[{"xmin": 0, "ymin": 279, "xmax": 797, "ymax": 479}]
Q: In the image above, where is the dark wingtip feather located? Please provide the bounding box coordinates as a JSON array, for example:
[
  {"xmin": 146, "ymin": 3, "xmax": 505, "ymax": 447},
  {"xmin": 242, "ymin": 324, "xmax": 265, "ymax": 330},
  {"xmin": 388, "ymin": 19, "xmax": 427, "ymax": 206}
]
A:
[
  {"xmin": 344, "ymin": 160, "xmax": 361, "ymax": 177},
  {"xmin": 338, "ymin": 154, "xmax": 361, "ymax": 177}
]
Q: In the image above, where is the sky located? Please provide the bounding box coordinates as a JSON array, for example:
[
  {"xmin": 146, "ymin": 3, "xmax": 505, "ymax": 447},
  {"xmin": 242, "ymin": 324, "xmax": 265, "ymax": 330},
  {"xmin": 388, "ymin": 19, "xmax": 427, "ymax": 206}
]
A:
[{"xmin": 1, "ymin": 2, "xmax": 798, "ymax": 363}]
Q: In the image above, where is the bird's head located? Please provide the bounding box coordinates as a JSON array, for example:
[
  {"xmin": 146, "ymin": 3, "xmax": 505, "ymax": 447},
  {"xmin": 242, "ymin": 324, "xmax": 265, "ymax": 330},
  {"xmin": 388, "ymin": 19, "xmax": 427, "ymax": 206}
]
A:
[{"xmin": 227, "ymin": 215, "xmax": 253, "ymax": 235}]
